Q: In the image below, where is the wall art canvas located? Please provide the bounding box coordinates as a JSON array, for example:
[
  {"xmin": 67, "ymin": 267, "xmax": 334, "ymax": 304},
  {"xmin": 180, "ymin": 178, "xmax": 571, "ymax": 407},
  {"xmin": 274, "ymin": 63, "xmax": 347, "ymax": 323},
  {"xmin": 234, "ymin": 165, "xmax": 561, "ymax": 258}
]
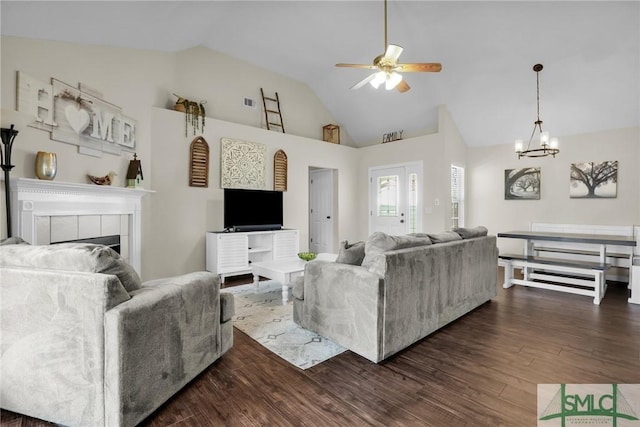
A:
[
  {"xmin": 221, "ymin": 138, "xmax": 266, "ymax": 189},
  {"xmin": 504, "ymin": 167, "xmax": 540, "ymax": 200},
  {"xmin": 570, "ymin": 160, "xmax": 617, "ymax": 198}
]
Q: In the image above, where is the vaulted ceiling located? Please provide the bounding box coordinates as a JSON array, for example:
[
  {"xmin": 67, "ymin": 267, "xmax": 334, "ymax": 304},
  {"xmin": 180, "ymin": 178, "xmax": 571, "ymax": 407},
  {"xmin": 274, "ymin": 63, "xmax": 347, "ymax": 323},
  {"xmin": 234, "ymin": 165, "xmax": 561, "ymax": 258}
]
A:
[{"xmin": 2, "ymin": 1, "xmax": 638, "ymax": 148}]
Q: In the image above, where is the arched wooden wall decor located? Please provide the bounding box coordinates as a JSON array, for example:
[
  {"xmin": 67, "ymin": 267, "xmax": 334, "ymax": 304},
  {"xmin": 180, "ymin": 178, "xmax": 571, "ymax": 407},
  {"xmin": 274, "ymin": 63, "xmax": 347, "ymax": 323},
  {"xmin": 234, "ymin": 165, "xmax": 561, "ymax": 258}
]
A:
[
  {"xmin": 274, "ymin": 149, "xmax": 288, "ymax": 192},
  {"xmin": 189, "ymin": 136, "xmax": 209, "ymax": 187}
]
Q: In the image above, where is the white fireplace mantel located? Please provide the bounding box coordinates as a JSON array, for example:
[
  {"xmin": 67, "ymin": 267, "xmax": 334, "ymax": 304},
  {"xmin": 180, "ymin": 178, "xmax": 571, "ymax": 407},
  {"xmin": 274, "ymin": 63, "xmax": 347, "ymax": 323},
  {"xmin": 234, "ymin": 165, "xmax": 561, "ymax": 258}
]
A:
[{"xmin": 10, "ymin": 178, "xmax": 153, "ymax": 273}]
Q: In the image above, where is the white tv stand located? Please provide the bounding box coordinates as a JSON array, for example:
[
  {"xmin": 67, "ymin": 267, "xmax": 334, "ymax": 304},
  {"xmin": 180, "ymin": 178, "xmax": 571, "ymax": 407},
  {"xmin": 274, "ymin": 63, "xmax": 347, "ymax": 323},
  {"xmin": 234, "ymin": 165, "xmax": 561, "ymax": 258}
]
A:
[{"xmin": 205, "ymin": 229, "xmax": 299, "ymax": 283}]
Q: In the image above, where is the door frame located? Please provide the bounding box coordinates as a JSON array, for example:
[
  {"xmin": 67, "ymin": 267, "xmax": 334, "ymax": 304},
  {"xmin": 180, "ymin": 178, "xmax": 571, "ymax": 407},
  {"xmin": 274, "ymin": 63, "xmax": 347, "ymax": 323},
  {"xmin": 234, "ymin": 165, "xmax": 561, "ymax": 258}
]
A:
[{"xmin": 368, "ymin": 161, "xmax": 423, "ymax": 235}]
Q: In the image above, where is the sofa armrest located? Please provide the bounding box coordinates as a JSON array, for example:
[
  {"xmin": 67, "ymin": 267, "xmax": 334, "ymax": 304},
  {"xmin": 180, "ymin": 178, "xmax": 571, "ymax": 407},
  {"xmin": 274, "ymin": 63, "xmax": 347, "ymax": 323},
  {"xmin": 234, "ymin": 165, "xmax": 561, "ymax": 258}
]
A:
[
  {"xmin": 1, "ymin": 266, "xmax": 126, "ymax": 426},
  {"xmin": 300, "ymin": 261, "xmax": 384, "ymax": 362},
  {"xmin": 104, "ymin": 271, "xmax": 222, "ymax": 427}
]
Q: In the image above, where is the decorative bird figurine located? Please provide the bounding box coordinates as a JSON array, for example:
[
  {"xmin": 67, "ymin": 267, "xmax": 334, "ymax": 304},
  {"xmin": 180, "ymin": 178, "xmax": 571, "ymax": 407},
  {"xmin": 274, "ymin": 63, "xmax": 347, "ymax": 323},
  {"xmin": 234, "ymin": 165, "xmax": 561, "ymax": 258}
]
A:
[{"xmin": 88, "ymin": 171, "xmax": 117, "ymax": 186}]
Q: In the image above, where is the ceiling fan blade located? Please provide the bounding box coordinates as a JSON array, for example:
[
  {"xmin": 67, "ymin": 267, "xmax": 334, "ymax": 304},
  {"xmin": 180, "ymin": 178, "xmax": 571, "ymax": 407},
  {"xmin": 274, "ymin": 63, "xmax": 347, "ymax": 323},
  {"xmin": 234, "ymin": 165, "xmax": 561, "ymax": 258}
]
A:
[
  {"xmin": 397, "ymin": 63, "xmax": 442, "ymax": 72},
  {"xmin": 336, "ymin": 63, "xmax": 378, "ymax": 69},
  {"xmin": 384, "ymin": 44, "xmax": 403, "ymax": 63},
  {"xmin": 350, "ymin": 73, "xmax": 377, "ymax": 90},
  {"xmin": 396, "ymin": 80, "xmax": 410, "ymax": 93}
]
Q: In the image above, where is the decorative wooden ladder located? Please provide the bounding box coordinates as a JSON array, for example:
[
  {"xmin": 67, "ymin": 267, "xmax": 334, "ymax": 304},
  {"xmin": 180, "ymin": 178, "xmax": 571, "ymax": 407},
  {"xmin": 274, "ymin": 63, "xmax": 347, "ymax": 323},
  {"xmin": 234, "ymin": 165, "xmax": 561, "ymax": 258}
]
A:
[{"xmin": 260, "ymin": 88, "xmax": 285, "ymax": 133}]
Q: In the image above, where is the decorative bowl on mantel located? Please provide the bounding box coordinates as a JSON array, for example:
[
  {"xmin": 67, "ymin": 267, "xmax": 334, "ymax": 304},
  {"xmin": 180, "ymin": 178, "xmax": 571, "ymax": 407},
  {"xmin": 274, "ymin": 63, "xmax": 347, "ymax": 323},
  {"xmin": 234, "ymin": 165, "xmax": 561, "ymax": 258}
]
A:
[{"xmin": 298, "ymin": 252, "xmax": 317, "ymax": 262}]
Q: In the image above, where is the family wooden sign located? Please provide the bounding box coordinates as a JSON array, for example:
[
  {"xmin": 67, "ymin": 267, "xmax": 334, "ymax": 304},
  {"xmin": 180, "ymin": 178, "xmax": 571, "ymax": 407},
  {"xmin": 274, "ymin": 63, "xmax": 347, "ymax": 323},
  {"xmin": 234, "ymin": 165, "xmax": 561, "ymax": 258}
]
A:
[
  {"xmin": 382, "ymin": 130, "xmax": 403, "ymax": 143},
  {"xmin": 17, "ymin": 71, "xmax": 136, "ymax": 157}
]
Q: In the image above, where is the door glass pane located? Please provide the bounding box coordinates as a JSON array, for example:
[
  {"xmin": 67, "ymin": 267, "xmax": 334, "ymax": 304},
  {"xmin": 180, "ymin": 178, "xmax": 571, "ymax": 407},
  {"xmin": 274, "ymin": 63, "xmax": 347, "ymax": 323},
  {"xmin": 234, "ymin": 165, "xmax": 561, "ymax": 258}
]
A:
[
  {"xmin": 408, "ymin": 173, "xmax": 418, "ymax": 233},
  {"xmin": 377, "ymin": 175, "xmax": 398, "ymax": 217}
]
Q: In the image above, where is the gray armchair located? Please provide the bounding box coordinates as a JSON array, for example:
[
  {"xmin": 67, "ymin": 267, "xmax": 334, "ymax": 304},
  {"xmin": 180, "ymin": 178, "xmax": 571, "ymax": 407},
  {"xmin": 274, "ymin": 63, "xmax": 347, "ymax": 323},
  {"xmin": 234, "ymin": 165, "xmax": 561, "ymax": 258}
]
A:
[{"xmin": 0, "ymin": 242, "xmax": 234, "ymax": 426}]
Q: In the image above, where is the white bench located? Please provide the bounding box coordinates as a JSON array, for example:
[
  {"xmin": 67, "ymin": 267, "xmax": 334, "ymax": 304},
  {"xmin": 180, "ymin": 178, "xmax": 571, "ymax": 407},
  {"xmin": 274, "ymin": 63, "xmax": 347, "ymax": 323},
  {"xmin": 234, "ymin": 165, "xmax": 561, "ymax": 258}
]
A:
[
  {"xmin": 529, "ymin": 223, "xmax": 640, "ymax": 304},
  {"xmin": 530, "ymin": 223, "xmax": 638, "ymax": 281},
  {"xmin": 499, "ymin": 252, "xmax": 608, "ymax": 304}
]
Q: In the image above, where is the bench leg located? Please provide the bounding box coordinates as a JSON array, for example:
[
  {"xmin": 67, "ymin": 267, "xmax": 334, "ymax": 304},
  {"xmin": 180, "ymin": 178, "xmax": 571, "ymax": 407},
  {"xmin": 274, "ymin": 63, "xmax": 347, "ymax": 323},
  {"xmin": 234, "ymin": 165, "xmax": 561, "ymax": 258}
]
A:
[
  {"xmin": 593, "ymin": 271, "xmax": 603, "ymax": 305},
  {"xmin": 503, "ymin": 261, "xmax": 514, "ymax": 289},
  {"xmin": 630, "ymin": 263, "xmax": 640, "ymax": 304}
]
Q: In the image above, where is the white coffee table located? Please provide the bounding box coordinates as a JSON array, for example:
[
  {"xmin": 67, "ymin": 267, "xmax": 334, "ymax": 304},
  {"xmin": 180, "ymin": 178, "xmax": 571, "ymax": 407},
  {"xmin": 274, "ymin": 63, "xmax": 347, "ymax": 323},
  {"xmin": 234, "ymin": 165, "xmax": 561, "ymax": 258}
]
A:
[{"xmin": 252, "ymin": 258, "xmax": 307, "ymax": 304}]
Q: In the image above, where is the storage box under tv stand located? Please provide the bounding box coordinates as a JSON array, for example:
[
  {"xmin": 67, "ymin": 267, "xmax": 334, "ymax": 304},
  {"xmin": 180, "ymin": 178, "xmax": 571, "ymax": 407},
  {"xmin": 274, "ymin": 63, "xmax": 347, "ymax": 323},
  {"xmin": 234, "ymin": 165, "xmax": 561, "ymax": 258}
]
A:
[{"xmin": 205, "ymin": 229, "xmax": 299, "ymax": 283}]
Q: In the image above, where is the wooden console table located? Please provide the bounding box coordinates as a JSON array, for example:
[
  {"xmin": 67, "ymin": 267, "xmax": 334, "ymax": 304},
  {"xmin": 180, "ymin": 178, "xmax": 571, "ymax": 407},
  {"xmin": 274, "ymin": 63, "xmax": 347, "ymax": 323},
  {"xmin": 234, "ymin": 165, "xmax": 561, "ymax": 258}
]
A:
[{"xmin": 498, "ymin": 231, "xmax": 636, "ymax": 304}]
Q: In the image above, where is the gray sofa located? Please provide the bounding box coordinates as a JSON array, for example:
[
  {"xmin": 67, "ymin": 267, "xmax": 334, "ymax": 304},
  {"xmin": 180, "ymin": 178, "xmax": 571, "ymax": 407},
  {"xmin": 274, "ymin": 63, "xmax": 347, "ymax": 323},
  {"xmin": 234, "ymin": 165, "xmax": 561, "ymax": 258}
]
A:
[
  {"xmin": 0, "ymin": 241, "xmax": 234, "ymax": 427},
  {"xmin": 293, "ymin": 229, "xmax": 498, "ymax": 363}
]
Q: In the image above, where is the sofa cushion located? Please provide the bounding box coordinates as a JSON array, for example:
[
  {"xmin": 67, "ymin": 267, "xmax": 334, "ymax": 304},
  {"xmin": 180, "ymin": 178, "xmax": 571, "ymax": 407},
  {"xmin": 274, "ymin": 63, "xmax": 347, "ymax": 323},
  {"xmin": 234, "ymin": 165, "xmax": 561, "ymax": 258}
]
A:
[
  {"xmin": 454, "ymin": 226, "xmax": 489, "ymax": 239},
  {"xmin": 0, "ymin": 243, "xmax": 142, "ymax": 293},
  {"xmin": 426, "ymin": 231, "xmax": 463, "ymax": 244},
  {"xmin": 292, "ymin": 275, "xmax": 305, "ymax": 300},
  {"xmin": 336, "ymin": 240, "xmax": 366, "ymax": 265},
  {"xmin": 361, "ymin": 232, "xmax": 432, "ymax": 277},
  {"xmin": 220, "ymin": 292, "xmax": 235, "ymax": 323}
]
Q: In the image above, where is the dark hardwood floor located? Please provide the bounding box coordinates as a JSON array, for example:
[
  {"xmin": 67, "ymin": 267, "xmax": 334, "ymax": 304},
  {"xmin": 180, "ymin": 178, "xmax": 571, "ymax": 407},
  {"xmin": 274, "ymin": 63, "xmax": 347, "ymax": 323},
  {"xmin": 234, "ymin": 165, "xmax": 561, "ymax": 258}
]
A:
[{"xmin": 3, "ymin": 271, "xmax": 639, "ymax": 426}]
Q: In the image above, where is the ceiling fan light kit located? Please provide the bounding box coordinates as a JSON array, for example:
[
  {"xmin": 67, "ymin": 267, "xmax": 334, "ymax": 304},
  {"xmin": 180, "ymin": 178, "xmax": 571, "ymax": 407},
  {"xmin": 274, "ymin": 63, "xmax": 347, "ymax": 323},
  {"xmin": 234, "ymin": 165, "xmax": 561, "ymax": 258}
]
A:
[
  {"xmin": 515, "ymin": 64, "xmax": 560, "ymax": 159},
  {"xmin": 335, "ymin": 0, "xmax": 441, "ymax": 93}
]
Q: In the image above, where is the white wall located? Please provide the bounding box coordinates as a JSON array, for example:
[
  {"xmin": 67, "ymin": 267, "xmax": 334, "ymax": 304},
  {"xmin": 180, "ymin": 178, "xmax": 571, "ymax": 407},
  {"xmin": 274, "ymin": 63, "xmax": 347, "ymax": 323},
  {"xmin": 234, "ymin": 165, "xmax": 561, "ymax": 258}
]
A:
[
  {"xmin": 0, "ymin": 36, "xmax": 174, "ymax": 245},
  {"xmin": 356, "ymin": 106, "xmax": 465, "ymax": 237},
  {"xmin": 467, "ymin": 126, "xmax": 640, "ymax": 254},
  {"xmin": 147, "ymin": 108, "xmax": 359, "ymax": 280},
  {"xmin": 0, "ymin": 36, "xmax": 349, "ymax": 280},
  {"xmin": 172, "ymin": 46, "xmax": 353, "ymax": 145}
]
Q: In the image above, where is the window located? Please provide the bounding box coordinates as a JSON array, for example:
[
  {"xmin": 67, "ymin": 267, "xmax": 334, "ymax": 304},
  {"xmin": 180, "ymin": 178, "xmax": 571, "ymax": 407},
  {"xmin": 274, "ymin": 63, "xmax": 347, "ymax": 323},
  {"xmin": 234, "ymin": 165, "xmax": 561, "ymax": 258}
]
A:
[
  {"xmin": 377, "ymin": 175, "xmax": 399, "ymax": 217},
  {"xmin": 408, "ymin": 173, "xmax": 418, "ymax": 233},
  {"xmin": 451, "ymin": 165, "xmax": 465, "ymax": 230}
]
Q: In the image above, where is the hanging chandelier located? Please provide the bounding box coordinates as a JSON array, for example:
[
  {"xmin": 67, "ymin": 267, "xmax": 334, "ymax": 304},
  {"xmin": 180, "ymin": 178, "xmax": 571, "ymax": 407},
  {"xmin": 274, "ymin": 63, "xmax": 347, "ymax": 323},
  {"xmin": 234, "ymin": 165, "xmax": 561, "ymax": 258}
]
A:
[{"xmin": 515, "ymin": 64, "xmax": 559, "ymax": 158}]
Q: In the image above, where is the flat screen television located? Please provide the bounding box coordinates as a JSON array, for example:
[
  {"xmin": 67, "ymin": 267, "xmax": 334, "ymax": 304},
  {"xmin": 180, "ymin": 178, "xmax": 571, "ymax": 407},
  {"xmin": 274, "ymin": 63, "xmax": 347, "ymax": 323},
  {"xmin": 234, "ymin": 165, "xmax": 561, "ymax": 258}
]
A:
[{"xmin": 223, "ymin": 188, "xmax": 283, "ymax": 232}]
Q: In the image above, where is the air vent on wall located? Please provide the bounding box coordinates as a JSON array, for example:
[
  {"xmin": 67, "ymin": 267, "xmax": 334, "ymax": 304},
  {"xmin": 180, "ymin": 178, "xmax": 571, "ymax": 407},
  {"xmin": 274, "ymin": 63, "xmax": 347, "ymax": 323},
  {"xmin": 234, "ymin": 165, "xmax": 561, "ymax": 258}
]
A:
[{"xmin": 243, "ymin": 97, "xmax": 257, "ymax": 109}]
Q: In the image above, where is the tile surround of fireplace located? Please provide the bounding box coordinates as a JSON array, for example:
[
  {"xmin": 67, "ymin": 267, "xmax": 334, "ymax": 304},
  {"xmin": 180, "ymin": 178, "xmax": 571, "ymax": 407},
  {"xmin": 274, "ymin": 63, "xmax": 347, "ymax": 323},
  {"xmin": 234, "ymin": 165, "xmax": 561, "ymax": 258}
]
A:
[{"xmin": 10, "ymin": 178, "xmax": 153, "ymax": 274}]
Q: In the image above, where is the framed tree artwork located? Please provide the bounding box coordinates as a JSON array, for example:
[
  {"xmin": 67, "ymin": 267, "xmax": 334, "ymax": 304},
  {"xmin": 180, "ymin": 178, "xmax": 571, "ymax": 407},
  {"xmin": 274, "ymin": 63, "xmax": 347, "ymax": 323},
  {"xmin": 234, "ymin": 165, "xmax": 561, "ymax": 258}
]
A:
[
  {"xmin": 504, "ymin": 167, "xmax": 540, "ymax": 200},
  {"xmin": 570, "ymin": 161, "xmax": 617, "ymax": 198}
]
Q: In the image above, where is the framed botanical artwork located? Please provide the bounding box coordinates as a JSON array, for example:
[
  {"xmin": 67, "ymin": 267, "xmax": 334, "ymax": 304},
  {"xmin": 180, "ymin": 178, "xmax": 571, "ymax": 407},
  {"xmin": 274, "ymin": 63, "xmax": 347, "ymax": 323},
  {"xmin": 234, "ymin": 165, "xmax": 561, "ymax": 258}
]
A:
[
  {"xmin": 220, "ymin": 137, "xmax": 266, "ymax": 189},
  {"xmin": 504, "ymin": 167, "xmax": 540, "ymax": 200},
  {"xmin": 570, "ymin": 161, "xmax": 617, "ymax": 198}
]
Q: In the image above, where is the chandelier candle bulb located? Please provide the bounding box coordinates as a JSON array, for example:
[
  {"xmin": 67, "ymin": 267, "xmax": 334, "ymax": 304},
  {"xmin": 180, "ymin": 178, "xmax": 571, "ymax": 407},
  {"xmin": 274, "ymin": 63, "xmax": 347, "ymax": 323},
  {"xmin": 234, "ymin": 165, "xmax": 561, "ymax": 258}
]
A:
[
  {"xmin": 550, "ymin": 137, "xmax": 559, "ymax": 149},
  {"xmin": 540, "ymin": 131, "xmax": 550, "ymax": 146},
  {"xmin": 515, "ymin": 139, "xmax": 524, "ymax": 153}
]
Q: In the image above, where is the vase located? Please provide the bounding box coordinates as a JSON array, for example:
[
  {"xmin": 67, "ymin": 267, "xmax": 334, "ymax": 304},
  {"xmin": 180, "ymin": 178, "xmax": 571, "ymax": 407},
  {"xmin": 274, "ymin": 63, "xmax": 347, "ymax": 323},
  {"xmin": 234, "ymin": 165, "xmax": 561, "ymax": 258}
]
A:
[{"xmin": 35, "ymin": 151, "xmax": 57, "ymax": 180}]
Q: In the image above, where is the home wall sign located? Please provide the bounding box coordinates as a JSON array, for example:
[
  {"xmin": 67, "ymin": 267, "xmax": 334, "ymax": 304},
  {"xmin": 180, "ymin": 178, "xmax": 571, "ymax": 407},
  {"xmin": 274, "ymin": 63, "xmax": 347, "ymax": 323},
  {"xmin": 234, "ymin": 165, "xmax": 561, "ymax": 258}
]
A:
[
  {"xmin": 17, "ymin": 71, "xmax": 136, "ymax": 157},
  {"xmin": 220, "ymin": 137, "xmax": 266, "ymax": 189}
]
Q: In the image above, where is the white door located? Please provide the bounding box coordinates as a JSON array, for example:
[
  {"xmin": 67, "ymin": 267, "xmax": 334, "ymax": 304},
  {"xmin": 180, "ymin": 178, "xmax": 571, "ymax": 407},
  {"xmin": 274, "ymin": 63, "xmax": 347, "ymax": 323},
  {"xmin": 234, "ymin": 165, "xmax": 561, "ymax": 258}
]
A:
[
  {"xmin": 309, "ymin": 169, "xmax": 334, "ymax": 253},
  {"xmin": 369, "ymin": 163, "xmax": 422, "ymax": 235}
]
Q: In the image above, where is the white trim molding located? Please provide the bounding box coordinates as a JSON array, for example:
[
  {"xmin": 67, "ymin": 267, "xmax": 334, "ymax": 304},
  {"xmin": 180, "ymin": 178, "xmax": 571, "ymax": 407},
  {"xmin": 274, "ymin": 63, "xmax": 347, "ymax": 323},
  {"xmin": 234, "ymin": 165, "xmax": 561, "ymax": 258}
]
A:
[{"xmin": 10, "ymin": 178, "xmax": 153, "ymax": 274}]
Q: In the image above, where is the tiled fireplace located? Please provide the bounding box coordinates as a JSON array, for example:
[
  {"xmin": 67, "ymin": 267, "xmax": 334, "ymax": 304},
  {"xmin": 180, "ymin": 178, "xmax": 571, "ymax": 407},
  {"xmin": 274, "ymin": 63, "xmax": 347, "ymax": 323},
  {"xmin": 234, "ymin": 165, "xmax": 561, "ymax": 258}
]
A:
[{"xmin": 10, "ymin": 178, "xmax": 152, "ymax": 274}]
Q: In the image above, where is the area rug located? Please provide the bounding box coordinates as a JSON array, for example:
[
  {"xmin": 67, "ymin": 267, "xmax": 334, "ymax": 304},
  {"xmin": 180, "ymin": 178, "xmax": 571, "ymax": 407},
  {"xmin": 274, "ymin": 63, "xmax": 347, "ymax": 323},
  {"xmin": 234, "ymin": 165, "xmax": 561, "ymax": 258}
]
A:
[{"xmin": 222, "ymin": 281, "xmax": 346, "ymax": 369}]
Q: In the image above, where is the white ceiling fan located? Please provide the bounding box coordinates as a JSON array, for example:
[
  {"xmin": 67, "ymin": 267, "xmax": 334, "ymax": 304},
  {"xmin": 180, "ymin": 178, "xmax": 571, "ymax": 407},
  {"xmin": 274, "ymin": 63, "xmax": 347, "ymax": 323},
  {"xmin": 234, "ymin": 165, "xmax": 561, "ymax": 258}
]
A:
[{"xmin": 336, "ymin": 0, "xmax": 442, "ymax": 93}]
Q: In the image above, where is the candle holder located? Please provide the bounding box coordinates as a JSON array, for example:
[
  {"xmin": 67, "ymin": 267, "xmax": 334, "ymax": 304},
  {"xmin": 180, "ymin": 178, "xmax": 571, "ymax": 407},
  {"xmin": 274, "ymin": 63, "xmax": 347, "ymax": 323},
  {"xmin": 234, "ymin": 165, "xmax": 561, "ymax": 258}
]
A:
[
  {"xmin": 35, "ymin": 151, "xmax": 57, "ymax": 180},
  {"xmin": 1, "ymin": 125, "xmax": 19, "ymax": 237}
]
